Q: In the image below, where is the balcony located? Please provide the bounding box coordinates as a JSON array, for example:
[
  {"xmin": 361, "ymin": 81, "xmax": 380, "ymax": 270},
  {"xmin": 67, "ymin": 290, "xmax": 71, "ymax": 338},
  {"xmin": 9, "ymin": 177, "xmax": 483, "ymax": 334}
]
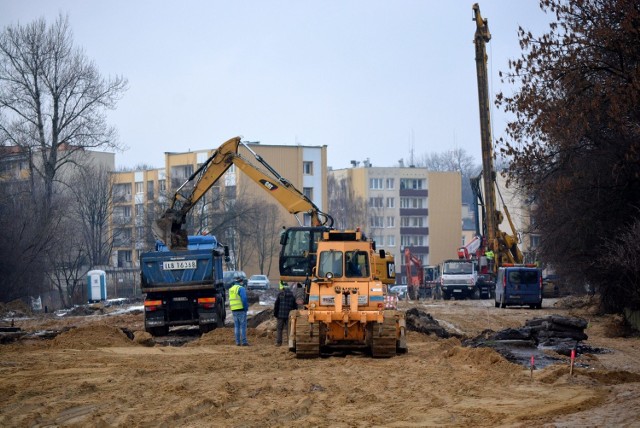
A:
[{"xmin": 113, "ymin": 193, "xmax": 132, "ymax": 204}]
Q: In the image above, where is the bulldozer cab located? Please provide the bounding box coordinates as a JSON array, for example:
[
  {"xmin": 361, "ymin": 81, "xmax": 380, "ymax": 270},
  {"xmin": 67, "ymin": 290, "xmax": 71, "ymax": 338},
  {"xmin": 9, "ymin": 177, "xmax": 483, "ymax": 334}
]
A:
[{"xmin": 317, "ymin": 249, "xmax": 369, "ymax": 279}]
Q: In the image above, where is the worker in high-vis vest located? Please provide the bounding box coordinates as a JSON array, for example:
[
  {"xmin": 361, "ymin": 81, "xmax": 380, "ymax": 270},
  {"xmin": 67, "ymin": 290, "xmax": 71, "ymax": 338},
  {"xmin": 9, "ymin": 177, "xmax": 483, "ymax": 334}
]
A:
[{"xmin": 229, "ymin": 275, "xmax": 249, "ymax": 346}]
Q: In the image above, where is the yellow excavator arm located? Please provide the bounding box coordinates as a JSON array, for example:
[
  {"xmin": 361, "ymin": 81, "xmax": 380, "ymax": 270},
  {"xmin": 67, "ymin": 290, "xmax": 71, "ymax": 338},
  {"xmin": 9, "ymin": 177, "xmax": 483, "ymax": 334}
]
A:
[{"xmin": 153, "ymin": 136, "xmax": 333, "ymax": 249}]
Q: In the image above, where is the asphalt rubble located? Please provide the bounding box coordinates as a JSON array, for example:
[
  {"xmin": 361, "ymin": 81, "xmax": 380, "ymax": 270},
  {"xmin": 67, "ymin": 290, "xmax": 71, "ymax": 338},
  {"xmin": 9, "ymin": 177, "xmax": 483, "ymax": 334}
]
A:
[{"xmin": 405, "ymin": 308, "xmax": 609, "ymax": 369}]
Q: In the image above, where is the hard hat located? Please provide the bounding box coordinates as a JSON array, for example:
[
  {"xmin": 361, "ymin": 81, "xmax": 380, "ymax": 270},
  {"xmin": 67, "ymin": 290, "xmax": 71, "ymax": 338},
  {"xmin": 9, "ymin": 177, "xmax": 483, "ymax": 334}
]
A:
[{"xmin": 279, "ymin": 281, "xmax": 287, "ymax": 290}]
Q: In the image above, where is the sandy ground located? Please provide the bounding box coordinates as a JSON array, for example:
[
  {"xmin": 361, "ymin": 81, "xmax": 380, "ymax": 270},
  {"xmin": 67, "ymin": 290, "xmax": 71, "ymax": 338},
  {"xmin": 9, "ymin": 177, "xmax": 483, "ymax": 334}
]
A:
[{"xmin": 1, "ymin": 297, "xmax": 639, "ymax": 427}]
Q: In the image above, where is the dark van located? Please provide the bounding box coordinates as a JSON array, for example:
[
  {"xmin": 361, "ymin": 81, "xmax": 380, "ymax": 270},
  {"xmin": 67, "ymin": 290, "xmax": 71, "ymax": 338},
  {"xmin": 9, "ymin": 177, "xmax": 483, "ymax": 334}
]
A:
[{"xmin": 494, "ymin": 266, "xmax": 542, "ymax": 309}]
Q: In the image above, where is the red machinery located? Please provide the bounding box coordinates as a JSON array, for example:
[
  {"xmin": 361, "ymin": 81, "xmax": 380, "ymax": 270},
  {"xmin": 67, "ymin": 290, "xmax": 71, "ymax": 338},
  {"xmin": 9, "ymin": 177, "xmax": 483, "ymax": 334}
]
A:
[
  {"xmin": 404, "ymin": 248, "xmax": 424, "ymax": 300},
  {"xmin": 457, "ymin": 235, "xmax": 482, "ymax": 260}
]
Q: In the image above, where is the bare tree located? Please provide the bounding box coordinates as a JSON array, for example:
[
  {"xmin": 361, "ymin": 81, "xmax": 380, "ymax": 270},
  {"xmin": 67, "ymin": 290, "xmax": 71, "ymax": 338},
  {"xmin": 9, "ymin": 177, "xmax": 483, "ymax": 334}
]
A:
[
  {"xmin": 0, "ymin": 14, "xmax": 127, "ymax": 212},
  {"xmin": 46, "ymin": 212, "xmax": 88, "ymax": 307},
  {"xmin": 243, "ymin": 202, "xmax": 282, "ymax": 276},
  {"xmin": 414, "ymin": 148, "xmax": 477, "ymax": 175},
  {"xmin": 327, "ymin": 175, "xmax": 367, "ymax": 230},
  {"xmin": 72, "ymin": 164, "xmax": 114, "ymax": 267},
  {"xmin": 411, "ymin": 148, "xmax": 479, "ymax": 206},
  {"xmin": 0, "ymin": 179, "xmax": 53, "ymax": 301}
]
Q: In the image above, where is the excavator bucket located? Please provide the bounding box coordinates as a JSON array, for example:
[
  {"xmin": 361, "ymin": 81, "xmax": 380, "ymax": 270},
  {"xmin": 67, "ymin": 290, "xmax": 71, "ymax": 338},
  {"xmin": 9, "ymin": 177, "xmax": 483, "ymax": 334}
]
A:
[
  {"xmin": 151, "ymin": 217, "xmax": 173, "ymax": 247},
  {"xmin": 151, "ymin": 210, "xmax": 188, "ymax": 249}
]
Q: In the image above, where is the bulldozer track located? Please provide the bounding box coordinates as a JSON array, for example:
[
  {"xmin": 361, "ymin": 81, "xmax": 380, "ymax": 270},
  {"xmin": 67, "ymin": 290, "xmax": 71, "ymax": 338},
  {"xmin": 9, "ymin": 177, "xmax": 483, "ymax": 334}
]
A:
[
  {"xmin": 371, "ymin": 316, "xmax": 398, "ymax": 358},
  {"xmin": 295, "ymin": 315, "xmax": 320, "ymax": 359}
]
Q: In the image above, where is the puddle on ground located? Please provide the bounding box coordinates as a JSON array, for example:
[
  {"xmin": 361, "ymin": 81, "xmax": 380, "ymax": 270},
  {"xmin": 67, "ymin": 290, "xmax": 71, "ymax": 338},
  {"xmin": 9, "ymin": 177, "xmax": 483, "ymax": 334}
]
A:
[{"xmin": 493, "ymin": 342, "xmax": 610, "ymax": 369}]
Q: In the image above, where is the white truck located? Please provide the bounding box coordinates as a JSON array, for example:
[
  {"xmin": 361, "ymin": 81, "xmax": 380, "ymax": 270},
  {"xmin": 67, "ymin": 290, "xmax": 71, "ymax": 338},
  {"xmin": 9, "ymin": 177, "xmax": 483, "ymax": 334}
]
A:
[{"xmin": 440, "ymin": 259, "xmax": 478, "ymax": 300}]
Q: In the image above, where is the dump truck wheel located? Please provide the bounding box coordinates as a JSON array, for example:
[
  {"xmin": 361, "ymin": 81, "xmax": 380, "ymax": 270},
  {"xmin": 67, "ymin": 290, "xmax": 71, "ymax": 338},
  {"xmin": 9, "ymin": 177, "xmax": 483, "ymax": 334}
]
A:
[
  {"xmin": 199, "ymin": 324, "xmax": 214, "ymax": 334},
  {"xmin": 217, "ymin": 307, "xmax": 226, "ymax": 327}
]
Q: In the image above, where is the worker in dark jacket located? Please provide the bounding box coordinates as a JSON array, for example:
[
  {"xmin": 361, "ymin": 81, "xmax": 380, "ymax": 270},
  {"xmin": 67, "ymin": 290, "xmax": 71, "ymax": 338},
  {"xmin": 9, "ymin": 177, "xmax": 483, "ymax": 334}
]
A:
[{"xmin": 273, "ymin": 281, "xmax": 297, "ymax": 347}]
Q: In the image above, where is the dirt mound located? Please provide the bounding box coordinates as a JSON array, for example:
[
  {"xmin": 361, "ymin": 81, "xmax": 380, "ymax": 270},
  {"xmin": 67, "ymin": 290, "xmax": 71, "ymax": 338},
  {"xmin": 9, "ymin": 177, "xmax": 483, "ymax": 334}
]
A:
[
  {"xmin": 191, "ymin": 327, "xmax": 274, "ymax": 347},
  {"xmin": 554, "ymin": 295, "xmax": 599, "ymax": 310},
  {"xmin": 0, "ymin": 299, "xmax": 31, "ymax": 319},
  {"xmin": 580, "ymin": 369, "xmax": 640, "ymax": 385},
  {"xmin": 133, "ymin": 330, "xmax": 155, "ymax": 346},
  {"xmin": 601, "ymin": 314, "xmax": 633, "ymax": 338},
  {"xmin": 537, "ymin": 365, "xmax": 640, "ymax": 387},
  {"xmin": 247, "ymin": 309, "xmax": 273, "ymax": 328},
  {"xmin": 193, "ymin": 327, "xmax": 235, "ymax": 346},
  {"xmin": 443, "ymin": 344, "xmax": 517, "ymax": 369},
  {"xmin": 50, "ymin": 324, "xmax": 135, "ymax": 349}
]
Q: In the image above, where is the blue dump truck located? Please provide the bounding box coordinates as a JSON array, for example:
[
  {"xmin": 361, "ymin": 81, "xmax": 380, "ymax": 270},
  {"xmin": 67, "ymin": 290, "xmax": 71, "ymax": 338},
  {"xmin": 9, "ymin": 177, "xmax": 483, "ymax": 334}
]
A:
[{"xmin": 140, "ymin": 235, "xmax": 227, "ymax": 336}]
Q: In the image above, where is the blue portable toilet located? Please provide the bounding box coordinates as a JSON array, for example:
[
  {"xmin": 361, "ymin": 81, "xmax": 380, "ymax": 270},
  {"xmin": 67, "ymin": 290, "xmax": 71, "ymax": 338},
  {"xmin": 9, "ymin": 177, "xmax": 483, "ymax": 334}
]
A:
[{"xmin": 87, "ymin": 270, "xmax": 107, "ymax": 302}]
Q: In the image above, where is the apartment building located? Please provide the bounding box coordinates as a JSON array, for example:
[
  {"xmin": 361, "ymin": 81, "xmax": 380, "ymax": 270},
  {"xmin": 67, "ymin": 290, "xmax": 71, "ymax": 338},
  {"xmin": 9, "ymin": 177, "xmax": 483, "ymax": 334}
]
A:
[
  {"xmin": 329, "ymin": 163, "xmax": 461, "ymax": 281},
  {"xmin": 110, "ymin": 142, "xmax": 328, "ymax": 277}
]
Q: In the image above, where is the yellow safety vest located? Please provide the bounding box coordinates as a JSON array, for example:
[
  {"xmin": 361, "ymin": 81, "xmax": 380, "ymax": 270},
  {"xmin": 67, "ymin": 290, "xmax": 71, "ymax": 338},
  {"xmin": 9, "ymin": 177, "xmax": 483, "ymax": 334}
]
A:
[{"xmin": 229, "ymin": 284, "xmax": 244, "ymax": 311}]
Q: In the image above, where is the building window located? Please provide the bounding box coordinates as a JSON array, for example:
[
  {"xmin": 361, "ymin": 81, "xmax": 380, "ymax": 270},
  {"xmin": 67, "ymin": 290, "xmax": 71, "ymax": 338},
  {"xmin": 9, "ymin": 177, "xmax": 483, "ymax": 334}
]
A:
[
  {"xmin": 401, "ymin": 235, "xmax": 424, "ymax": 246},
  {"xmin": 400, "ymin": 178, "xmax": 425, "ymax": 190},
  {"xmin": 370, "ymin": 216, "xmax": 384, "ymax": 228},
  {"xmin": 147, "ymin": 180, "xmax": 154, "ymax": 199},
  {"xmin": 387, "ymin": 235, "xmax": 396, "ymax": 246},
  {"xmin": 303, "ymin": 187, "xmax": 313, "ymax": 200},
  {"xmin": 136, "ymin": 226, "xmax": 145, "ymax": 239},
  {"xmin": 117, "ymin": 250, "xmax": 132, "ymax": 268},
  {"xmin": 135, "ymin": 204, "xmax": 144, "ymax": 217},
  {"xmin": 114, "ymin": 183, "xmax": 132, "ymax": 202},
  {"xmin": 400, "ymin": 197, "xmax": 426, "ymax": 209},
  {"xmin": 369, "ymin": 178, "xmax": 383, "ymax": 189},
  {"xmin": 303, "ymin": 161, "xmax": 313, "ymax": 175},
  {"xmin": 114, "ymin": 183, "xmax": 132, "ymax": 195},
  {"xmin": 386, "ymin": 197, "xmax": 395, "ymax": 208},
  {"xmin": 401, "ymin": 216, "xmax": 426, "ymax": 227},
  {"xmin": 135, "ymin": 181, "xmax": 144, "ymax": 194},
  {"xmin": 386, "ymin": 178, "xmax": 394, "ymax": 189},
  {"xmin": 158, "ymin": 179, "xmax": 166, "ymax": 192},
  {"xmin": 369, "ymin": 197, "xmax": 383, "ymax": 208},
  {"xmin": 530, "ymin": 235, "xmax": 540, "ymax": 249},
  {"xmin": 386, "ymin": 216, "xmax": 395, "ymax": 227},
  {"xmin": 171, "ymin": 165, "xmax": 194, "ymax": 180}
]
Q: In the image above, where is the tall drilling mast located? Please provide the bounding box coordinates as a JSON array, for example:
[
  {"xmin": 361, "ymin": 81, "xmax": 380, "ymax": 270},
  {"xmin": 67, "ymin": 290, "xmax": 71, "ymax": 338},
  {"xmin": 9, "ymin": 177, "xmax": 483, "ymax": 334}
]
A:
[
  {"xmin": 472, "ymin": 3, "xmax": 524, "ymax": 268},
  {"xmin": 472, "ymin": 3, "xmax": 498, "ymax": 254}
]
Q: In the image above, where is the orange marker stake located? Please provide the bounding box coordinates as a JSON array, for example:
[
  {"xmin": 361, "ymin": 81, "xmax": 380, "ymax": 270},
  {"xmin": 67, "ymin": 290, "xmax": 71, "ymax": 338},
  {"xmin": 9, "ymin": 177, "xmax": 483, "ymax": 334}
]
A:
[
  {"xmin": 530, "ymin": 355, "xmax": 534, "ymax": 379},
  {"xmin": 570, "ymin": 349, "xmax": 576, "ymax": 376}
]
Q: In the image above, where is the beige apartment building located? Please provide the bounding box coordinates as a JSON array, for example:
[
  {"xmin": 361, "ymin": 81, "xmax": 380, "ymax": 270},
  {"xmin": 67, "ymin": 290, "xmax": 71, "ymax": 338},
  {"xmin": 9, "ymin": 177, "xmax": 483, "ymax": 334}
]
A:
[
  {"xmin": 329, "ymin": 164, "xmax": 461, "ymax": 282},
  {"xmin": 110, "ymin": 142, "xmax": 328, "ymax": 278}
]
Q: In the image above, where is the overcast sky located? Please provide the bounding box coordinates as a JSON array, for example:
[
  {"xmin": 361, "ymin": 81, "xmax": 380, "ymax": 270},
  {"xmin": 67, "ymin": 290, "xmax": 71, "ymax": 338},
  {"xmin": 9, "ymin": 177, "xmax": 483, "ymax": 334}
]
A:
[{"xmin": 2, "ymin": 1, "xmax": 552, "ymax": 170}]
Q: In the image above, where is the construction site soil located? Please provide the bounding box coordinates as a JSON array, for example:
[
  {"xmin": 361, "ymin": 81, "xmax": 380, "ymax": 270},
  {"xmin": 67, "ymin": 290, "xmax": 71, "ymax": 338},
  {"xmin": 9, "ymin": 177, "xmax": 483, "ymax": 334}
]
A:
[{"xmin": 1, "ymin": 296, "xmax": 639, "ymax": 427}]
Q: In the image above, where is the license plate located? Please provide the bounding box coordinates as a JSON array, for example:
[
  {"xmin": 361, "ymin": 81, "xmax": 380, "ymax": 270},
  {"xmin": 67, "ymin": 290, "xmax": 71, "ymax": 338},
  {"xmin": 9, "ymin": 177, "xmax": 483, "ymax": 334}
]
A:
[
  {"xmin": 453, "ymin": 289, "xmax": 462, "ymax": 293},
  {"xmin": 163, "ymin": 260, "xmax": 196, "ymax": 270}
]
